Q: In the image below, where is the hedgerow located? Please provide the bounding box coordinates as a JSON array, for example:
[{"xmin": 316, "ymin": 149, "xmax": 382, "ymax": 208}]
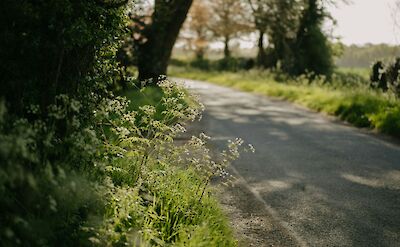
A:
[
  {"xmin": 1, "ymin": 0, "xmax": 129, "ymax": 245},
  {"xmin": 0, "ymin": 1, "xmax": 242, "ymax": 246}
]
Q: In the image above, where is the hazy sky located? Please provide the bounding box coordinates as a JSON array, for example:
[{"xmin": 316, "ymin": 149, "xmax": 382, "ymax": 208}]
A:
[
  {"xmin": 329, "ymin": 0, "xmax": 399, "ymax": 45},
  {"xmin": 210, "ymin": 0, "xmax": 400, "ymax": 49}
]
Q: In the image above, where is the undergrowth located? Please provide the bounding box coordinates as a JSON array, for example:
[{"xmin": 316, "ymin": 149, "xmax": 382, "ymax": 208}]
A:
[
  {"xmin": 1, "ymin": 1, "xmax": 244, "ymax": 245},
  {"xmin": 95, "ymin": 80, "xmax": 251, "ymax": 246},
  {"xmin": 169, "ymin": 67, "xmax": 400, "ymax": 138}
]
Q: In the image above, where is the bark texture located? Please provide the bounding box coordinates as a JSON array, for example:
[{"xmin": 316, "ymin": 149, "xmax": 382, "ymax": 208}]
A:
[{"xmin": 137, "ymin": 0, "xmax": 193, "ymax": 81}]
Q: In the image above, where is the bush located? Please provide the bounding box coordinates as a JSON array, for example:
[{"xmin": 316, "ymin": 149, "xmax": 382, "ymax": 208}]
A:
[
  {"xmin": 0, "ymin": 0, "xmax": 128, "ymax": 245},
  {"xmin": 370, "ymin": 58, "xmax": 400, "ymax": 97},
  {"xmin": 190, "ymin": 58, "xmax": 211, "ymax": 70},
  {"xmin": 171, "ymin": 57, "xmax": 255, "ymax": 72},
  {"xmin": 1, "ymin": 1, "xmax": 242, "ymax": 245},
  {"xmin": 331, "ymin": 70, "xmax": 370, "ymax": 88},
  {"xmin": 370, "ymin": 61, "xmax": 389, "ymax": 91},
  {"xmin": 217, "ymin": 57, "xmax": 255, "ymax": 71},
  {"xmin": 170, "ymin": 58, "xmax": 190, "ymax": 67}
]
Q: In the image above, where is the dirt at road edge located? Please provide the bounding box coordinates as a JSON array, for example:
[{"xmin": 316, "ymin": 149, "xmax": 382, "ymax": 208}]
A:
[{"xmin": 216, "ymin": 179, "xmax": 303, "ymax": 247}]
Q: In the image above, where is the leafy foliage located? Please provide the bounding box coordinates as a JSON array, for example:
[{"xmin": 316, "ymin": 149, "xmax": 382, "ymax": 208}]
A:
[
  {"xmin": 94, "ymin": 80, "xmax": 246, "ymax": 246},
  {"xmin": 0, "ymin": 0, "xmax": 130, "ymax": 245},
  {"xmin": 171, "ymin": 57, "xmax": 256, "ymax": 72},
  {"xmin": 370, "ymin": 58, "xmax": 400, "ymax": 97},
  {"xmin": 1, "ymin": 0, "xmax": 241, "ymax": 245},
  {"xmin": 288, "ymin": 0, "xmax": 334, "ymax": 77}
]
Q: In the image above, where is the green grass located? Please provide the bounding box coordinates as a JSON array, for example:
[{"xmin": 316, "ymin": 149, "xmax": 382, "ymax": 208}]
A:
[
  {"xmin": 120, "ymin": 84, "xmax": 199, "ymax": 120},
  {"xmin": 169, "ymin": 67, "xmax": 400, "ymax": 138},
  {"xmin": 106, "ymin": 85, "xmax": 237, "ymax": 246},
  {"xmin": 106, "ymin": 161, "xmax": 236, "ymax": 246},
  {"xmin": 120, "ymin": 85, "xmax": 164, "ymax": 117},
  {"xmin": 336, "ymin": 67, "xmax": 370, "ymax": 78}
]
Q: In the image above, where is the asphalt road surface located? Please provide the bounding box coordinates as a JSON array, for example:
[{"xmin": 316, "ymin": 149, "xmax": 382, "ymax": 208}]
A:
[{"xmin": 179, "ymin": 78, "xmax": 400, "ymax": 247}]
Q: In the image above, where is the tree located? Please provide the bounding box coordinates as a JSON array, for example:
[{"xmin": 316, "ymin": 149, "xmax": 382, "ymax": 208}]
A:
[
  {"xmin": 267, "ymin": 0, "xmax": 304, "ymax": 70},
  {"xmin": 0, "ymin": 0, "xmax": 130, "ymax": 244},
  {"xmin": 208, "ymin": 0, "xmax": 251, "ymax": 59},
  {"xmin": 247, "ymin": 0, "xmax": 271, "ymax": 67},
  {"xmin": 181, "ymin": 0, "xmax": 212, "ymax": 60},
  {"xmin": 289, "ymin": 0, "xmax": 334, "ymax": 77},
  {"xmin": 132, "ymin": 0, "xmax": 193, "ymax": 81}
]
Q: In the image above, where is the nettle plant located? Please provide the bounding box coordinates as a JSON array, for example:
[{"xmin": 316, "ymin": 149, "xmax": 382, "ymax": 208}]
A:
[{"xmin": 96, "ymin": 79, "xmax": 254, "ymax": 245}]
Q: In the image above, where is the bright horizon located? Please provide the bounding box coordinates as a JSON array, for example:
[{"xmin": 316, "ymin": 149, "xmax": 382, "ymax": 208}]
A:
[
  {"xmin": 329, "ymin": 0, "xmax": 399, "ymax": 45},
  {"xmin": 189, "ymin": 0, "xmax": 400, "ymax": 50}
]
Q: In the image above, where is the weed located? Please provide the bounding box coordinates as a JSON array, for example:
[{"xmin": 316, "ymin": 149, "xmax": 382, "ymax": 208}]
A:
[{"xmin": 95, "ymin": 79, "xmax": 247, "ymax": 246}]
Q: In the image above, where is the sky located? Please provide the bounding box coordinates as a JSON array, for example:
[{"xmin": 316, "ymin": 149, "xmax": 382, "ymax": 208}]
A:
[
  {"xmin": 328, "ymin": 0, "xmax": 399, "ymax": 45},
  {"xmin": 205, "ymin": 0, "xmax": 400, "ymax": 49}
]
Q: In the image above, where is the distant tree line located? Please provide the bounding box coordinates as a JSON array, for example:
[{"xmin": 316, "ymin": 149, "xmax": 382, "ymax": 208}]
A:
[
  {"xmin": 181, "ymin": 0, "xmax": 334, "ymax": 77},
  {"xmin": 337, "ymin": 44, "xmax": 400, "ymax": 68},
  {"xmin": 120, "ymin": 0, "xmax": 336, "ymax": 80}
]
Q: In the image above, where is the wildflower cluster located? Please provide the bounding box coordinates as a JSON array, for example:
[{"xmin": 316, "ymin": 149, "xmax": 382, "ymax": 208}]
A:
[{"xmin": 94, "ymin": 80, "xmax": 249, "ymax": 245}]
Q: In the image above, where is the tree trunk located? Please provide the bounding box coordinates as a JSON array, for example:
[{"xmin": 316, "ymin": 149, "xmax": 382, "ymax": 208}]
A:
[
  {"xmin": 223, "ymin": 36, "xmax": 231, "ymax": 59},
  {"xmin": 257, "ymin": 30, "xmax": 267, "ymax": 67},
  {"xmin": 195, "ymin": 48, "xmax": 205, "ymax": 60},
  {"xmin": 137, "ymin": 0, "xmax": 193, "ymax": 81}
]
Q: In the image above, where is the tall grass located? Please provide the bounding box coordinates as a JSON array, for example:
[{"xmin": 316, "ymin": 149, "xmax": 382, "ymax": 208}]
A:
[
  {"xmin": 96, "ymin": 80, "xmax": 244, "ymax": 246},
  {"xmin": 169, "ymin": 67, "xmax": 400, "ymax": 138}
]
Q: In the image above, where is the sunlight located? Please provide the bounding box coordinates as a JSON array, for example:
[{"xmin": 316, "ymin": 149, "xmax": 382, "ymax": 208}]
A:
[{"xmin": 341, "ymin": 171, "xmax": 400, "ymax": 190}]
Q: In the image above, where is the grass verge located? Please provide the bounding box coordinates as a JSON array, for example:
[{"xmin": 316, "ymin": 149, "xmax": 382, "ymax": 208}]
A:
[
  {"xmin": 169, "ymin": 67, "xmax": 400, "ymax": 138},
  {"xmin": 100, "ymin": 82, "xmax": 237, "ymax": 246}
]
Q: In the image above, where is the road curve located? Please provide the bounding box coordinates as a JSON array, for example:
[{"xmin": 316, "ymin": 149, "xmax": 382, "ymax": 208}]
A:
[{"xmin": 179, "ymin": 78, "xmax": 400, "ymax": 247}]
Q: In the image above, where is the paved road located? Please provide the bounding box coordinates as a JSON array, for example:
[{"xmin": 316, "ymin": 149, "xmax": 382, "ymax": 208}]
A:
[{"xmin": 180, "ymin": 79, "xmax": 400, "ymax": 247}]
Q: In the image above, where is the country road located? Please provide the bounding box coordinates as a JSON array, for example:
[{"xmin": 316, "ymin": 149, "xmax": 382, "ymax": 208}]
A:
[{"xmin": 178, "ymin": 78, "xmax": 400, "ymax": 247}]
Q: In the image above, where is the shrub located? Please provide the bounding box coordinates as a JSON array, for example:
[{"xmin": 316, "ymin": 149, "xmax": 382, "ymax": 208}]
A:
[
  {"xmin": 1, "ymin": 1, "xmax": 243, "ymax": 245},
  {"xmin": 330, "ymin": 70, "xmax": 370, "ymax": 88},
  {"xmin": 171, "ymin": 57, "xmax": 256, "ymax": 72},
  {"xmin": 0, "ymin": 0, "xmax": 129, "ymax": 244},
  {"xmin": 370, "ymin": 58, "xmax": 400, "ymax": 97},
  {"xmin": 216, "ymin": 57, "xmax": 255, "ymax": 71},
  {"xmin": 190, "ymin": 58, "xmax": 211, "ymax": 70},
  {"xmin": 370, "ymin": 61, "xmax": 389, "ymax": 91},
  {"xmin": 288, "ymin": 0, "xmax": 334, "ymax": 77}
]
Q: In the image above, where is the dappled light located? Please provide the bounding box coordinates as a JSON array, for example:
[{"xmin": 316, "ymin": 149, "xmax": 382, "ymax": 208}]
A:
[
  {"xmin": 342, "ymin": 171, "xmax": 400, "ymax": 190},
  {"xmin": 181, "ymin": 77, "xmax": 400, "ymax": 246},
  {"xmin": 2, "ymin": 0, "xmax": 400, "ymax": 246}
]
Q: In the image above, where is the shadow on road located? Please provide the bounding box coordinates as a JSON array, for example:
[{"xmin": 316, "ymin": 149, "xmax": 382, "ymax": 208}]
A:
[{"xmin": 184, "ymin": 79, "xmax": 400, "ymax": 247}]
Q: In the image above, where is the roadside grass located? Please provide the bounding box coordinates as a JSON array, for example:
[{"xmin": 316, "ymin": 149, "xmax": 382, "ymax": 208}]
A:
[
  {"xmin": 336, "ymin": 67, "xmax": 370, "ymax": 78},
  {"xmin": 169, "ymin": 67, "xmax": 400, "ymax": 138},
  {"xmin": 105, "ymin": 162, "xmax": 236, "ymax": 246},
  {"xmin": 120, "ymin": 85, "xmax": 165, "ymax": 118},
  {"xmin": 102, "ymin": 82, "xmax": 237, "ymax": 246},
  {"xmin": 119, "ymin": 84, "xmax": 199, "ymax": 122}
]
